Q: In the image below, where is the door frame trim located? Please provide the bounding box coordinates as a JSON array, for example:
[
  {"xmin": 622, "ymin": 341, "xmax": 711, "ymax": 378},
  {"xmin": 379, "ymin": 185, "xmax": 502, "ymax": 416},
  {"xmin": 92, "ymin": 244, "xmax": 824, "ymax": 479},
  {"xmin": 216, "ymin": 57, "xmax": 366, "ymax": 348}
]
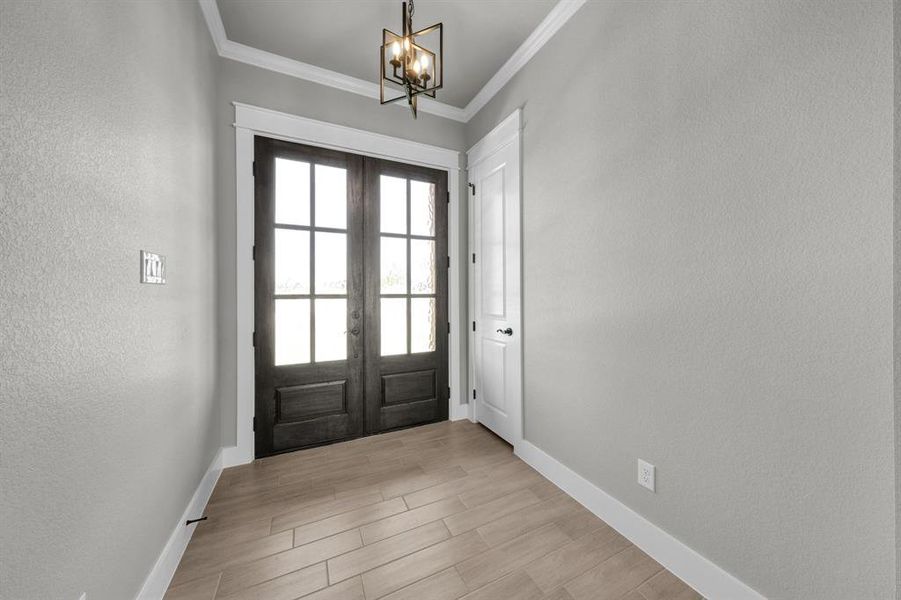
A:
[
  {"xmin": 466, "ymin": 108, "xmax": 524, "ymax": 450},
  {"xmin": 226, "ymin": 102, "xmax": 466, "ymax": 467}
]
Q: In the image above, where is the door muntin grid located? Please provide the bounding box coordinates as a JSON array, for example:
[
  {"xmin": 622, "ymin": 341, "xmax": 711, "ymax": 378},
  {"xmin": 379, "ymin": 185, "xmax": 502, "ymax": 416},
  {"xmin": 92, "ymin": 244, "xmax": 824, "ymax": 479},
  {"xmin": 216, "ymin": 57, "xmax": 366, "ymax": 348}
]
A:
[
  {"xmin": 379, "ymin": 175, "xmax": 437, "ymax": 356},
  {"xmin": 273, "ymin": 158, "xmax": 349, "ymax": 366}
]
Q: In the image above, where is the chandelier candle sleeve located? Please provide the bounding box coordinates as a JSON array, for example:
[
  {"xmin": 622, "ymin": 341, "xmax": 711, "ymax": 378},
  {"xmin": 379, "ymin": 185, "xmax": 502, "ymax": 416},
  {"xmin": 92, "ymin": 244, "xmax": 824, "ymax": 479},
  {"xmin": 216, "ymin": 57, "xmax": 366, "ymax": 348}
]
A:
[{"xmin": 380, "ymin": 0, "xmax": 443, "ymax": 118}]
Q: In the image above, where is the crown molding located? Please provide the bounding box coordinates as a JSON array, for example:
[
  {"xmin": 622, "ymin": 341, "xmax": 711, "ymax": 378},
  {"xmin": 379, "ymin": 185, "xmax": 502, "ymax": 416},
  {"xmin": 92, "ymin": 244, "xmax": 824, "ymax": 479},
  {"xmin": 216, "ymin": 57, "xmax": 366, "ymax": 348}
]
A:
[
  {"xmin": 460, "ymin": 0, "xmax": 586, "ymax": 121},
  {"xmin": 198, "ymin": 0, "xmax": 584, "ymax": 124}
]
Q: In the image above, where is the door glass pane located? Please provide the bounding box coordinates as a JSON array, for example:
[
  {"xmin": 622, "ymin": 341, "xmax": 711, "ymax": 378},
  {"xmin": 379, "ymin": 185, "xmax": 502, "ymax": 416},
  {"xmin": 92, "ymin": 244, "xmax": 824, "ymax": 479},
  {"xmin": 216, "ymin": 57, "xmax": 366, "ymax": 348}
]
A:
[
  {"xmin": 411, "ymin": 297, "xmax": 436, "ymax": 353},
  {"xmin": 410, "ymin": 239, "xmax": 435, "ymax": 294},
  {"xmin": 275, "ymin": 158, "xmax": 310, "ymax": 226},
  {"xmin": 381, "ymin": 298, "xmax": 407, "ymax": 356},
  {"xmin": 380, "ymin": 175, "xmax": 406, "ymax": 234},
  {"xmin": 274, "ymin": 228, "xmax": 310, "ymax": 294},
  {"xmin": 315, "ymin": 299, "xmax": 347, "ymax": 361},
  {"xmin": 314, "ymin": 232, "xmax": 347, "ymax": 295},
  {"xmin": 275, "ymin": 299, "xmax": 310, "ymax": 365},
  {"xmin": 315, "ymin": 165, "xmax": 347, "ymax": 229},
  {"xmin": 410, "ymin": 180, "xmax": 435, "ymax": 237},
  {"xmin": 380, "ymin": 236, "xmax": 407, "ymax": 294}
]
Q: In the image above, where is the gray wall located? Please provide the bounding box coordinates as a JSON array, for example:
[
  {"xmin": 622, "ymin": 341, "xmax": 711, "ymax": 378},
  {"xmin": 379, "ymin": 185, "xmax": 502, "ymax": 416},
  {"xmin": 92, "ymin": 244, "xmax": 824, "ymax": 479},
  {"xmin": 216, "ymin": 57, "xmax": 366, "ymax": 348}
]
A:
[
  {"xmin": 892, "ymin": 0, "xmax": 901, "ymax": 600},
  {"xmin": 215, "ymin": 60, "xmax": 467, "ymax": 445},
  {"xmin": 466, "ymin": 1, "xmax": 895, "ymax": 598},
  {"xmin": 0, "ymin": 2, "xmax": 220, "ymax": 598}
]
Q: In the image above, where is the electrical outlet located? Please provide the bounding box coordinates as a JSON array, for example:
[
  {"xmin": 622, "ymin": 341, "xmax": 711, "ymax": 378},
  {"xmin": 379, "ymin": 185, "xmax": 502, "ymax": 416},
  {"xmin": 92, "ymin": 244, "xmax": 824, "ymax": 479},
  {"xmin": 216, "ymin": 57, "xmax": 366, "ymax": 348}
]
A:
[{"xmin": 637, "ymin": 459, "xmax": 655, "ymax": 492}]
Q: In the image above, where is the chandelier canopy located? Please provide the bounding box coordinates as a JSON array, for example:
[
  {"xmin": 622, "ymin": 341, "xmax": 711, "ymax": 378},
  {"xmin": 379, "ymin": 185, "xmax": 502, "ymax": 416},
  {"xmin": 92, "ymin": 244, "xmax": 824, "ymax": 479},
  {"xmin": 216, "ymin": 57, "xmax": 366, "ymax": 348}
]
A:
[{"xmin": 380, "ymin": 0, "xmax": 443, "ymax": 118}]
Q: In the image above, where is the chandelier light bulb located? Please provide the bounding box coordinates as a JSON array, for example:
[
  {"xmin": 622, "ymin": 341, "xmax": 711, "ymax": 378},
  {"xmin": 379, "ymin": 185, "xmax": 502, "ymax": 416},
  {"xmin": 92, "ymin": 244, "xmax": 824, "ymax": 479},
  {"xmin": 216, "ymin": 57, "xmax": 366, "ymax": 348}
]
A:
[
  {"xmin": 420, "ymin": 54, "xmax": 429, "ymax": 71},
  {"xmin": 413, "ymin": 59, "xmax": 421, "ymax": 74},
  {"xmin": 392, "ymin": 41, "xmax": 400, "ymax": 58}
]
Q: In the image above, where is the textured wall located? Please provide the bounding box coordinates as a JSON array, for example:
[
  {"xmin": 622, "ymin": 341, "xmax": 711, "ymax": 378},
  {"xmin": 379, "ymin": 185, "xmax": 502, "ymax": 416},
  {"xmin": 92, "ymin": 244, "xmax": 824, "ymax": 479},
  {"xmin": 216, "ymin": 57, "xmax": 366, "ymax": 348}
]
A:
[
  {"xmin": 215, "ymin": 60, "xmax": 467, "ymax": 446},
  {"xmin": 894, "ymin": 1, "xmax": 900, "ymax": 597},
  {"xmin": 466, "ymin": 1, "xmax": 895, "ymax": 598},
  {"xmin": 0, "ymin": 2, "xmax": 220, "ymax": 598}
]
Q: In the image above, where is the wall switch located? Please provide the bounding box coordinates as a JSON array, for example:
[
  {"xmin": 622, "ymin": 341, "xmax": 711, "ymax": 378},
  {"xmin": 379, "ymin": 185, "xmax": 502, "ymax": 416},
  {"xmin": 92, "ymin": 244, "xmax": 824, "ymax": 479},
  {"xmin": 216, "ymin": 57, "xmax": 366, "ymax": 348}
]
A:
[
  {"xmin": 140, "ymin": 250, "xmax": 166, "ymax": 284},
  {"xmin": 637, "ymin": 459, "xmax": 655, "ymax": 492}
]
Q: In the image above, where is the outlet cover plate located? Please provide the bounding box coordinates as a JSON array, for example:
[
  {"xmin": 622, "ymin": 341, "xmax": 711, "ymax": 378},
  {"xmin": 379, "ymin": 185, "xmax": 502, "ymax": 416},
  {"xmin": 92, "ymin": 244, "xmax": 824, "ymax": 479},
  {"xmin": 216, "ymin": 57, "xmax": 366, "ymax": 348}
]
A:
[{"xmin": 638, "ymin": 459, "xmax": 655, "ymax": 492}]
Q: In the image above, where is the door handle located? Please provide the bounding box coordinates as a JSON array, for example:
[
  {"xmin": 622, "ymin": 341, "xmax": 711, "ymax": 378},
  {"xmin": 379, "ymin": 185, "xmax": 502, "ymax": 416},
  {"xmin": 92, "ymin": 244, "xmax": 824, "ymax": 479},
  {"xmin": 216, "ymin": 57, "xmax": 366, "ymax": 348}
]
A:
[{"xmin": 496, "ymin": 327, "xmax": 513, "ymax": 336}]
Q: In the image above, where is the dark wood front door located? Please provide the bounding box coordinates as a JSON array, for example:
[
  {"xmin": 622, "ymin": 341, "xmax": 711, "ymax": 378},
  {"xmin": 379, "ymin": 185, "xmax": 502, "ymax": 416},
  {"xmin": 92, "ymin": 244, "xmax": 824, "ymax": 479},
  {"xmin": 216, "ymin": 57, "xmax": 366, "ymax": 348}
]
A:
[{"xmin": 254, "ymin": 136, "xmax": 448, "ymax": 457}]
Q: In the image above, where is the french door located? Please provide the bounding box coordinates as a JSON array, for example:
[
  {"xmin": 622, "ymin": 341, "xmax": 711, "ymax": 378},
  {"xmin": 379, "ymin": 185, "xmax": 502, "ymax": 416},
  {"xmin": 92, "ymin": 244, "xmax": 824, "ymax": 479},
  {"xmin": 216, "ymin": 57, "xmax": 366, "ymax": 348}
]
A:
[{"xmin": 254, "ymin": 136, "xmax": 448, "ymax": 457}]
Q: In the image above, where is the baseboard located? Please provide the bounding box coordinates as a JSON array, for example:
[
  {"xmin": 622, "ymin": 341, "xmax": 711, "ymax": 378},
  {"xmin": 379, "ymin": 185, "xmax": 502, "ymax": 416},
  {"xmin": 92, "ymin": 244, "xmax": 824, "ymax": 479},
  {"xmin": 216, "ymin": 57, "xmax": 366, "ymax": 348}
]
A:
[
  {"xmin": 136, "ymin": 448, "xmax": 224, "ymax": 600},
  {"xmin": 514, "ymin": 440, "xmax": 766, "ymax": 600}
]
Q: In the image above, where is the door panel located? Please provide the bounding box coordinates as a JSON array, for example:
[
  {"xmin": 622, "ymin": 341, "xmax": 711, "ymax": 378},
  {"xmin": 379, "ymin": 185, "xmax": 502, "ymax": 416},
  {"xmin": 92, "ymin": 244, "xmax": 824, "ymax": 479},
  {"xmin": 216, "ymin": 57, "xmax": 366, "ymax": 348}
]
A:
[
  {"xmin": 471, "ymin": 140, "xmax": 522, "ymax": 445},
  {"xmin": 364, "ymin": 158, "xmax": 449, "ymax": 435},
  {"xmin": 255, "ymin": 137, "xmax": 365, "ymax": 457},
  {"xmin": 255, "ymin": 137, "xmax": 448, "ymax": 457}
]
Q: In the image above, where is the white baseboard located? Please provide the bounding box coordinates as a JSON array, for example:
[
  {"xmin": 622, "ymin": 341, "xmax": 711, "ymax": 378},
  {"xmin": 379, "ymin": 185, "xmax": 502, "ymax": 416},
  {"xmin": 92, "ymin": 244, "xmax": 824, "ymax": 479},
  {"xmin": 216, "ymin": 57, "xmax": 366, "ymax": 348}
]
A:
[
  {"xmin": 514, "ymin": 440, "xmax": 766, "ymax": 600},
  {"xmin": 136, "ymin": 448, "xmax": 224, "ymax": 600}
]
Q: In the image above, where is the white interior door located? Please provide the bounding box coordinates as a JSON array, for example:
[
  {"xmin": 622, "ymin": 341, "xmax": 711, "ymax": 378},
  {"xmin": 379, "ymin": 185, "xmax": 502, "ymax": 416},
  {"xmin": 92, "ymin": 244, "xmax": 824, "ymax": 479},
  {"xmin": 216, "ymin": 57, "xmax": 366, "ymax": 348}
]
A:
[{"xmin": 468, "ymin": 112, "xmax": 522, "ymax": 445}]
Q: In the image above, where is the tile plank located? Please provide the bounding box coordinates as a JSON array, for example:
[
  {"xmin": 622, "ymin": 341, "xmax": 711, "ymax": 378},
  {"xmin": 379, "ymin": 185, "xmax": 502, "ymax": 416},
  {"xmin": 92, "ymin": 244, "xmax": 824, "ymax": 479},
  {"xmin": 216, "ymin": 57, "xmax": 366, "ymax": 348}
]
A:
[
  {"xmin": 456, "ymin": 524, "xmax": 571, "ymax": 591},
  {"xmin": 215, "ymin": 561, "xmax": 327, "ymax": 600},
  {"xmin": 476, "ymin": 494, "xmax": 584, "ymax": 547},
  {"xmin": 459, "ymin": 570, "xmax": 543, "ymax": 600},
  {"xmin": 564, "ymin": 546, "xmax": 663, "ymax": 600},
  {"xmin": 525, "ymin": 524, "xmax": 631, "ymax": 593},
  {"xmin": 292, "ymin": 497, "xmax": 407, "ymax": 546},
  {"xmin": 361, "ymin": 497, "xmax": 467, "ymax": 545},
  {"xmin": 162, "ymin": 573, "xmax": 221, "ymax": 600},
  {"xmin": 361, "ymin": 530, "xmax": 488, "ymax": 599},
  {"xmin": 170, "ymin": 531, "xmax": 293, "ymax": 587},
  {"xmin": 637, "ymin": 569, "xmax": 703, "ymax": 600},
  {"xmin": 380, "ymin": 568, "xmax": 468, "ymax": 600},
  {"xmin": 327, "ymin": 520, "xmax": 450, "ymax": 583},
  {"xmin": 270, "ymin": 490, "xmax": 383, "ymax": 533},
  {"xmin": 444, "ymin": 488, "xmax": 542, "ymax": 536},
  {"xmin": 216, "ymin": 529, "xmax": 362, "ymax": 597}
]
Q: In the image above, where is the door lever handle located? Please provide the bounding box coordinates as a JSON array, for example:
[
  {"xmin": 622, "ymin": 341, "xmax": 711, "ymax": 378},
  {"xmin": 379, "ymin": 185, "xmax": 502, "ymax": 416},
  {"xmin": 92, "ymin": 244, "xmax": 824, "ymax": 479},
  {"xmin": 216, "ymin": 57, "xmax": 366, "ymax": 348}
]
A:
[{"xmin": 496, "ymin": 327, "xmax": 513, "ymax": 336}]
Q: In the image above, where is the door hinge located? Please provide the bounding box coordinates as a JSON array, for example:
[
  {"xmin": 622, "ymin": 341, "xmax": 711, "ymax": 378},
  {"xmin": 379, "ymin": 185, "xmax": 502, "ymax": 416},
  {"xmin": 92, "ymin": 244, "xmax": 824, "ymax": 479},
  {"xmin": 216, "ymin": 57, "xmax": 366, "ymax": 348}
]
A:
[
  {"xmin": 252, "ymin": 245, "xmax": 256, "ymax": 260},
  {"xmin": 447, "ymin": 256, "xmax": 450, "ymax": 268},
  {"xmin": 468, "ymin": 183, "xmax": 475, "ymax": 195},
  {"xmin": 447, "ymin": 191, "xmax": 450, "ymax": 204},
  {"xmin": 252, "ymin": 416, "xmax": 257, "ymax": 432},
  {"xmin": 472, "ymin": 253, "xmax": 476, "ymax": 264},
  {"xmin": 447, "ymin": 322, "xmax": 451, "ymax": 334},
  {"xmin": 472, "ymin": 321, "xmax": 476, "ymax": 332},
  {"xmin": 447, "ymin": 386, "xmax": 451, "ymax": 398},
  {"xmin": 252, "ymin": 161, "xmax": 257, "ymax": 177},
  {"xmin": 252, "ymin": 331, "xmax": 257, "ymax": 347},
  {"xmin": 473, "ymin": 389, "xmax": 477, "ymax": 400}
]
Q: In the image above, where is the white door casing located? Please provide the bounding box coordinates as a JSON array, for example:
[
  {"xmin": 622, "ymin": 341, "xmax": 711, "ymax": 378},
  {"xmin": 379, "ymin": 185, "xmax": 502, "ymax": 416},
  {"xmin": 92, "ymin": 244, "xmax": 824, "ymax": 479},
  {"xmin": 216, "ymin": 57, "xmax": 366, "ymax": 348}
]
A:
[
  {"xmin": 227, "ymin": 102, "xmax": 466, "ymax": 468},
  {"xmin": 467, "ymin": 109, "xmax": 522, "ymax": 446}
]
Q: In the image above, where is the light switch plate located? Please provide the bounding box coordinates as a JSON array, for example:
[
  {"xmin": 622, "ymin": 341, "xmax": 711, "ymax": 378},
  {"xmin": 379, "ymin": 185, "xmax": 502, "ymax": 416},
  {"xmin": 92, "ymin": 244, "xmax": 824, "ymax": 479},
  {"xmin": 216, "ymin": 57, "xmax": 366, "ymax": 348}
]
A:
[{"xmin": 140, "ymin": 250, "xmax": 166, "ymax": 284}]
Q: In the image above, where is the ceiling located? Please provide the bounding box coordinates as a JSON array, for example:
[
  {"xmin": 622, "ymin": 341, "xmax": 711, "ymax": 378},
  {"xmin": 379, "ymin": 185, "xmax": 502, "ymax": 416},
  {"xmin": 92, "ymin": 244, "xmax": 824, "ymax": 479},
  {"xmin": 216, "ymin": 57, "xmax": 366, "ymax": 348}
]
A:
[{"xmin": 216, "ymin": 0, "xmax": 558, "ymax": 109}]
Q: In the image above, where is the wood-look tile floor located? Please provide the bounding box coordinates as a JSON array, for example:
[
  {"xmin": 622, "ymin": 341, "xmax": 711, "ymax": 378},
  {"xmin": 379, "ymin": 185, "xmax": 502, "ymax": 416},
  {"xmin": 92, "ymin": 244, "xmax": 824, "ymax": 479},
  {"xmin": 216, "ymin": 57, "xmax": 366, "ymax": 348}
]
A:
[{"xmin": 165, "ymin": 421, "xmax": 702, "ymax": 600}]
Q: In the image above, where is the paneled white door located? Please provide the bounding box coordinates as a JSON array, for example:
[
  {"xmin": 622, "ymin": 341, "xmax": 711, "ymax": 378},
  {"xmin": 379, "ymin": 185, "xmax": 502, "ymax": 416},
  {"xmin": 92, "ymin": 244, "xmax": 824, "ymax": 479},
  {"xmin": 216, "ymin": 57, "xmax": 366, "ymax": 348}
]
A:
[{"xmin": 468, "ymin": 112, "xmax": 521, "ymax": 445}]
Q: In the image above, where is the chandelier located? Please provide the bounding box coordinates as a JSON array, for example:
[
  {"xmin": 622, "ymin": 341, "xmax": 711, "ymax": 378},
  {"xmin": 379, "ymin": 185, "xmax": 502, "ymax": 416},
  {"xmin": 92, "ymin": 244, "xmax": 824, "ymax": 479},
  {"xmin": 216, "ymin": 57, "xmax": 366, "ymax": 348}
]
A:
[{"xmin": 380, "ymin": 0, "xmax": 443, "ymax": 118}]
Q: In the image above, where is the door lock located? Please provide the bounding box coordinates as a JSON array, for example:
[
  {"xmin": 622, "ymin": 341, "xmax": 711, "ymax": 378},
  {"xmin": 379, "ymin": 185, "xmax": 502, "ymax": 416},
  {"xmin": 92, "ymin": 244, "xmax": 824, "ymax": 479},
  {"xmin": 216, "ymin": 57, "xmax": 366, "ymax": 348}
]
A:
[{"xmin": 496, "ymin": 327, "xmax": 513, "ymax": 336}]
